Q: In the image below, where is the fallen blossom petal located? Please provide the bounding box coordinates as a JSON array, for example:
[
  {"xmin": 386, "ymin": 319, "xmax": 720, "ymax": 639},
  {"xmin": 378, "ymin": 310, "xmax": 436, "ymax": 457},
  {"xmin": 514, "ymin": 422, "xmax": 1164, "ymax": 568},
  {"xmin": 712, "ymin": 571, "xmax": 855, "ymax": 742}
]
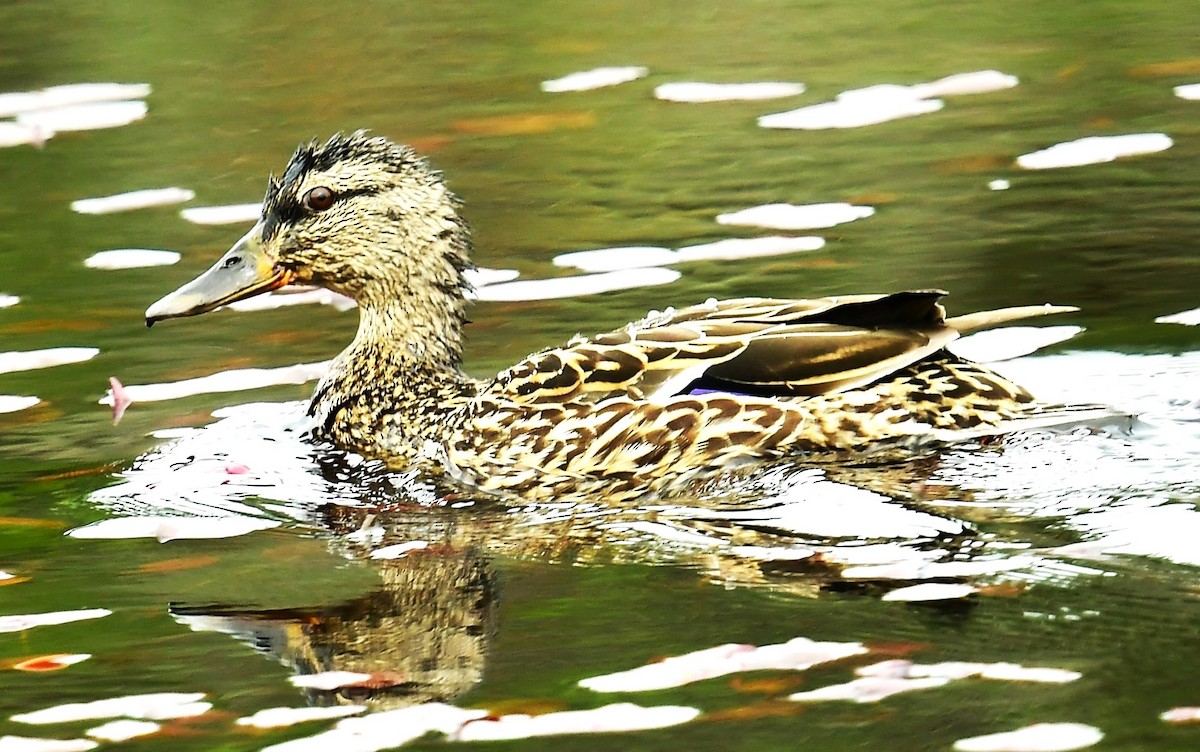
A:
[
  {"xmin": 978, "ymin": 663, "xmax": 1081, "ymax": 683},
  {"xmin": 0, "ymin": 348, "xmax": 99, "ymax": 376},
  {"xmin": 1017, "ymin": 134, "xmax": 1172, "ymax": 170},
  {"xmin": 953, "ymin": 722, "xmax": 1103, "ymax": 751},
  {"xmin": 0, "ymin": 83, "xmax": 150, "ymax": 118},
  {"xmin": 471, "ymin": 268, "xmax": 679, "ymax": 301},
  {"xmin": 0, "ymin": 609, "xmax": 111, "ymax": 634},
  {"xmin": 541, "ymin": 67, "xmax": 647, "ymax": 93},
  {"xmin": 882, "ymin": 583, "xmax": 977, "ymax": 602},
  {"xmin": 108, "ymin": 378, "xmax": 130, "ymax": 424},
  {"xmin": 13, "ymin": 654, "xmax": 91, "ymax": 672},
  {"xmin": 674, "ymin": 236, "xmax": 825, "ymax": 262},
  {"xmin": 716, "ymin": 203, "xmax": 874, "ymax": 230},
  {"xmin": 0, "ymin": 294, "xmax": 19, "ymax": 307},
  {"xmin": 552, "ymin": 247, "xmax": 678, "ymax": 273},
  {"xmin": 180, "ymin": 203, "xmax": 262, "ymax": 225},
  {"xmin": 1173, "ymin": 83, "xmax": 1200, "ymax": 100},
  {"xmin": 788, "ymin": 676, "xmax": 949, "ymax": 703},
  {"xmin": 236, "ymin": 706, "xmax": 366, "ymax": 729},
  {"xmin": 288, "ymin": 671, "xmax": 373, "ymax": 690},
  {"xmin": 654, "ymin": 82, "xmax": 805, "ymax": 103},
  {"xmin": 84, "ymin": 250, "xmax": 180, "ymax": 269},
  {"xmin": 1155, "ymin": 307, "xmax": 1200, "ymax": 326},
  {"xmin": 989, "ymin": 179, "xmax": 1011, "ymax": 190},
  {"xmin": 13, "ymin": 693, "xmax": 208, "ymax": 724},
  {"xmin": 0, "ymin": 737, "xmax": 97, "ymax": 752},
  {"xmin": 84, "ymin": 720, "xmax": 159, "ymax": 742},
  {"xmin": 760, "ymin": 85, "xmax": 942, "ymax": 129},
  {"xmin": 0, "ymin": 122, "xmax": 49, "ymax": 148},
  {"xmin": 0, "ymin": 396, "xmax": 40, "ymax": 414},
  {"xmin": 579, "ymin": 637, "xmax": 867, "ymax": 692},
  {"xmin": 370, "ymin": 541, "xmax": 430, "ymax": 559},
  {"xmin": 66, "ymin": 515, "xmax": 279, "ymax": 542},
  {"xmin": 18, "ymin": 101, "xmax": 146, "ymax": 132},
  {"xmin": 261, "ymin": 703, "xmax": 487, "ymax": 752},
  {"xmin": 464, "ymin": 267, "xmax": 519, "ymax": 287},
  {"xmin": 97, "ymin": 362, "xmax": 329, "ymax": 405},
  {"xmin": 71, "ymin": 189, "xmax": 193, "ymax": 215},
  {"xmin": 226, "ymin": 288, "xmax": 356, "ymax": 313},
  {"xmin": 909, "ymin": 71, "xmax": 1018, "ymax": 98},
  {"xmin": 454, "ymin": 703, "xmax": 700, "ymax": 741},
  {"xmin": 1160, "ymin": 707, "xmax": 1200, "ymax": 724}
]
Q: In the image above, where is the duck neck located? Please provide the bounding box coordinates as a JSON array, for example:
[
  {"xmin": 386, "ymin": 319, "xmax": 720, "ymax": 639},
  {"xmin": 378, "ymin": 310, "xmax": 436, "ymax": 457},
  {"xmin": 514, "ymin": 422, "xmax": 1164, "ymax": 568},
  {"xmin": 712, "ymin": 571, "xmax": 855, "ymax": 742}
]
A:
[{"xmin": 349, "ymin": 290, "xmax": 468, "ymax": 379}]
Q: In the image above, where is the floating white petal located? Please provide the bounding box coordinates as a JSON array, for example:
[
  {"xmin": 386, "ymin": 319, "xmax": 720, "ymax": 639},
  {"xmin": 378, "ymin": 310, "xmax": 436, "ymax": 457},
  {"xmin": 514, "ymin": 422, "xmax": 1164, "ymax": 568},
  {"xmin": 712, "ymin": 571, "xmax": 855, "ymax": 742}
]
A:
[
  {"xmin": 760, "ymin": 85, "xmax": 943, "ymax": 129},
  {"xmin": 1161, "ymin": 707, "xmax": 1200, "ymax": 723},
  {"xmin": 453, "ymin": 703, "xmax": 700, "ymax": 741},
  {"xmin": 370, "ymin": 541, "xmax": 430, "ymax": 559},
  {"xmin": 789, "ymin": 676, "xmax": 950, "ymax": 703},
  {"xmin": 0, "ymin": 609, "xmax": 111, "ymax": 634},
  {"xmin": 261, "ymin": 703, "xmax": 488, "ymax": 752},
  {"xmin": 1016, "ymin": 134, "xmax": 1172, "ymax": 170},
  {"xmin": 98, "ymin": 362, "xmax": 329, "ymax": 405},
  {"xmin": 950, "ymin": 326, "xmax": 1084, "ymax": 363},
  {"xmin": 541, "ymin": 67, "xmax": 648, "ymax": 93},
  {"xmin": 180, "ymin": 203, "xmax": 263, "ymax": 225},
  {"xmin": 84, "ymin": 720, "xmax": 159, "ymax": 742},
  {"xmin": 0, "ymin": 348, "xmax": 98, "ymax": 376},
  {"xmin": 0, "ymin": 293, "xmax": 19, "ymax": 307},
  {"xmin": 464, "ymin": 267, "xmax": 520, "ymax": 287},
  {"xmin": 0, "ymin": 737, "xmax": 97, "ymax": 752},
  {"xmin": 66, "ymin": 515, "xmax": 279, "ymax": 542},
  {"xmin": 71, "ymin": 188, "xmax": 194, "ymax": 215},
  {"xmin": 989, "ymin": 179, "xmax": 1011, "ymax": 191},
  {"xmin": 1155, "ymin": 307, "xmax": 1200, "ymax": 326},
  {"xmin": 857, "ymin": 660, "xmax": 1081, "ymax": 684},
  {"xmin": 472, "ymin": 268, "xmax": 679, "ymax": 301},
  {"xmin": 1174, "ymin": 83, "xmax": 1200, "ymax": 100},
  {"xmin": 236, "ymin": 706, "xmax": 366, "ymax": 729},
  {"xmin": 13, "ymin": 693, "xmax": 208, "ymax": 724},
  {"xmin": 716, "ymin": 203, "xmax": 874, "ymax": 230},
  {"xmin": 552, "ymin": 247, "xmax": 677, "ymax": 273},
  {"xmin": 18, "ymin": 101, "xmax": 146, "ymax": 133},
  {"xmin": 288, "ymin": 671, "xmax": 374, "ymax": 690},
  {"xmin": 953, "ymin": 723, "xmax": 1103, "ymax": 752},
  {"xmin": 0, "ymin": 570, "xmax": 13, "ymax": 580},
  {"xmin": 579, "ymin": 636, "xmax": 867, "ymax": 692},
  {"xmin": 674, "ymin": 236, "xmax": 825, "ymax": 261},
  {"xmin": 0, "ymin": 122, "xmax": 49, "ymax": 148},
  {"xmin": 654, "ymin": 82, "xmax": 805, "ymax": 103},
  {"xmin": 0, "ymin": 83, "xmax": 150, "ymax": 118},
  {"xmin": 0, "ymin": 396, "xmax": 40, "ymax": 413},
  {"xmin": 909, "ymin": 70, "xmax": 1019, "ymax": 98},
  {"xmin": 226, "ymin": 288, "xmax": 356, "ymax": 312},
  {"xmin": 882, "ymin": 583, "xmax": 977, "ymax": 602},
  {"xmin": 84, "ymin": 250, "xmax": 180, "ymax": 270}
]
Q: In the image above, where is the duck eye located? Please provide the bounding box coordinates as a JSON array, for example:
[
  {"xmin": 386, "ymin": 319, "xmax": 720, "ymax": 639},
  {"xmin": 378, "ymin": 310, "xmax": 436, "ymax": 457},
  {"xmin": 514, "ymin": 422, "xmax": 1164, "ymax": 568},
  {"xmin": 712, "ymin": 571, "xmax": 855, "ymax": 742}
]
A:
[{"xmin": 303, "ymin": 186, "xmax": 335, "ymax": 212}]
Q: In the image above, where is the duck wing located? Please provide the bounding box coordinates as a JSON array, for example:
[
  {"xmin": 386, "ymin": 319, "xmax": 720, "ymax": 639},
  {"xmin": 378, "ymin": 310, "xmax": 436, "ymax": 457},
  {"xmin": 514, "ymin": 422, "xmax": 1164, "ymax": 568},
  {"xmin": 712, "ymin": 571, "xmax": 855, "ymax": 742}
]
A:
[{"xmin": 488, "ymin": 291, "xmax": 978, "ymax": 404}]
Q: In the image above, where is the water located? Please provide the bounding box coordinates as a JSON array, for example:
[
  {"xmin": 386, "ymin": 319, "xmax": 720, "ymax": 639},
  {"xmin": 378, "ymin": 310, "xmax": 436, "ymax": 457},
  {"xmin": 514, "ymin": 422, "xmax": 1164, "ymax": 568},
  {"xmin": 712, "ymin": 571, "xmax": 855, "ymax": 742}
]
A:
[{"xmin": 2, "ymin": 1, "xmax": 1200, "ymax": 749}]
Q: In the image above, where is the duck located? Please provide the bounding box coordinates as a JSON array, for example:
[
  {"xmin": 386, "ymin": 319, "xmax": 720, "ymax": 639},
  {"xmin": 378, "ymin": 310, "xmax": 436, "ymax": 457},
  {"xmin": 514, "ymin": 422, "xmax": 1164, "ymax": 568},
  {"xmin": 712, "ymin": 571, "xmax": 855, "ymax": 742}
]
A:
[{"xmin": 146, "ymin": 131, "xmax": 1089, "ymax": 501}]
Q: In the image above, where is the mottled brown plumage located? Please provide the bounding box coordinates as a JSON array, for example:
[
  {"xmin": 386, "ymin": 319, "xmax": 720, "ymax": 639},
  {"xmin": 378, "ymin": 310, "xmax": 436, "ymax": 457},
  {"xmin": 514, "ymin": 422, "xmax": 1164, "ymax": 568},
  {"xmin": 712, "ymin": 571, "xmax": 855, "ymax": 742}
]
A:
[{"xmin": 147, "ymin": 132, "xmax": 1086, "ymax": 501}]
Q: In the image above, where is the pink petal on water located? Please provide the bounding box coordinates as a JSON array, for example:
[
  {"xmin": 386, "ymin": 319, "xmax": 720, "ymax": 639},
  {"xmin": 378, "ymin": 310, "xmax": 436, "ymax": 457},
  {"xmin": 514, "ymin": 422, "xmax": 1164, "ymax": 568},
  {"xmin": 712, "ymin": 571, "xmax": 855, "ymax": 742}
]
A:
[{"xmin": 108, "ymin": 377, "xmax": 131, "ymax": 424}]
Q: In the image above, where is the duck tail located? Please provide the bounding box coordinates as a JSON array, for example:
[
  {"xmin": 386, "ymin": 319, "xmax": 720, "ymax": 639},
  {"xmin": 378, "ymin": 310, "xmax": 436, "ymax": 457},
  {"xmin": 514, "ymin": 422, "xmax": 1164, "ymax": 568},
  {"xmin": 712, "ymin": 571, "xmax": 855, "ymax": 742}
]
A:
[{"xmin": 946, "ymin": 304, "xmax": 1078, "ymax": 335}]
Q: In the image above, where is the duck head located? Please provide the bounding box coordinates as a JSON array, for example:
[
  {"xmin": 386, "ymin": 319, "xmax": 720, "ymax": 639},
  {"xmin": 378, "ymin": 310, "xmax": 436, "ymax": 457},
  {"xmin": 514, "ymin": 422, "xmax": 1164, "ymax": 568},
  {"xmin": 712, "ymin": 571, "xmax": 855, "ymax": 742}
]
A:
[{"xmin": 146, "ymin": 132, "xmax": 473, "ymax": 327}]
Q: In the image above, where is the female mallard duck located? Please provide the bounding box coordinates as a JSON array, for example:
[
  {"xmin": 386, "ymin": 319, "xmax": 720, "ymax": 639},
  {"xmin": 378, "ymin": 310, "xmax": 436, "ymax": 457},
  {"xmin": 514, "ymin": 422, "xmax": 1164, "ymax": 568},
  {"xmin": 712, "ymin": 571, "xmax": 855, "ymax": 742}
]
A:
[{"xmin": 147, "ymin": 132, "xmax": 1082, "ymax": 500}]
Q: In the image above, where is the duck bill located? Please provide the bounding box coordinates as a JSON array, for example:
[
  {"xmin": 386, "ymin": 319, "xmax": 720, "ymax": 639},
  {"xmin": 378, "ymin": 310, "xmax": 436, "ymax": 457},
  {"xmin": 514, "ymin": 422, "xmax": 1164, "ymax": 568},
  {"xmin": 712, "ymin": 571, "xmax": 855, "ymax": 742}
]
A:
[{"xmin": 145, "ymin": 221, "xmax": 294, "ymax": 326}]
